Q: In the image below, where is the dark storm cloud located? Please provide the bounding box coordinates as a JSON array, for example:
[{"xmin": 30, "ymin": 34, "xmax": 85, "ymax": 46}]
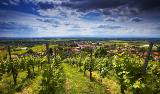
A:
[
  {"xmin": 105, "ymin": 18, "xmax": 116, "ymax": 22},
  {"xmin": 1, "ymin": 0, "xmax": 159, "ymax": 15},
  {"xmin": 62, "ymin": 0, "xmax": 160, "ymax": 11},
  {"xmin": 63, "ymin": 0, "xmax": 129, "ymax": 11},
  {"xmin": 1, "ymin": 0, "xmax": 160, "ymax": 11},
  {"xmin": 136, "ymin": 0, "xmax": 160, "ymax": 10},
  {"xmin": 130, "ymin": 17, "xmax": 142, "ymax": 22},
  {"xmin": 33, "ymin": 0, "xmax": 160, "ymax": 19},
  {"xmin": 19, "ymin": 0, "xmax": 128, "ymax": 11}
]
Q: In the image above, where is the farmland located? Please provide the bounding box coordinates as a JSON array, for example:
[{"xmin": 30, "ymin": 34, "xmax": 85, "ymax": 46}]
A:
[{"xmin": 0, "ymin": 39, "xmax": 160, "ymax": 94}]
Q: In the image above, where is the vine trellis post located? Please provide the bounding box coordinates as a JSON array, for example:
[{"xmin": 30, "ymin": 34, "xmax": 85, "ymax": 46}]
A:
[
  {"xmin": 46, "ymin": 43, "xmax": 50, "ymax": 64},
  {"xmin": 90, "ymin": 48, "xmax": 93, "ymax": 81},
  {"xmin": 141, "ymin": 42, "xmax": 154, "ymax": 76},
  {"xmin": 136, "ymin": 42, "xmax": 154, "ymax": 94},
  {"xmin": 7, "ymin": 46, "xmax": 12, "ymax": 61}
]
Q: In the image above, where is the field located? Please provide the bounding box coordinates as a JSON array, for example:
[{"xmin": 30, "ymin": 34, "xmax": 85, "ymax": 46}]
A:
[{"xmin": 0, "ymin": 39, "xmax": 160, "ymax": 94}]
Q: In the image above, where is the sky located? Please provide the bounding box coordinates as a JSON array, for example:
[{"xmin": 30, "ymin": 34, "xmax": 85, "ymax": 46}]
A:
[{"xmin": 0, "ymin": 0, "xmax": 160, "ymax": 38}]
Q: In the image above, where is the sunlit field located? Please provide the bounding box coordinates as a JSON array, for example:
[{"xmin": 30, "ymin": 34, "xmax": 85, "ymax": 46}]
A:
[{"xmin": 0, "ymin": 39, "xmax": 160, "ymax": 94}]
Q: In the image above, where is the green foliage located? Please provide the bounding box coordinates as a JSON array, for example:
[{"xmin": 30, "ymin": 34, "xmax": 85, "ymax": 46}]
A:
[
  {"xmin": 95, "ymin": 58, "xmax": 111, "ymax": 78},
  {"xmin": 1, "ymin": 43, "xmax": 160, "ymax": 94},
  {"xmin": 157, "ymin": 46, "xmax": 160, "ymax": 52},
  {"xmin": 142, "ymin": 61, "xmax": 160, "ymax": 94},
  {"xmin": 111, "ymin": 52, "xmax": 143, "ymax": 93},
  {"xmin": 27, "ymin": 49, "xmax": 34, "ymax": 54},
  {"xmin": 41, "ymin": 61, "xmax": 66, "ymax": 94},
  {"xmin": 95, "ymin": 47, "xmax": 108, "ymax": 58}
]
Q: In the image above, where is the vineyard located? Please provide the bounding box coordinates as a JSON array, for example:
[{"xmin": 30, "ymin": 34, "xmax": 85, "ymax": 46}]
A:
[{"xmin": 0, "ymin": 40, "xmax": 160, "ymax": 94}]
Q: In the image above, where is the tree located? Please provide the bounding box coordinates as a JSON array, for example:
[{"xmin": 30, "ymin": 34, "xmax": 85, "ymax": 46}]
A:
[{"xmin": 95, "ymin": 47, "xmax": 108, "ymax": 58}]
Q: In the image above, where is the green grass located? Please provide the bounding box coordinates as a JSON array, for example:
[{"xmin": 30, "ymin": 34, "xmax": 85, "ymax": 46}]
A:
[
  {"xmin": 31, "ymin": 45, "xmax": 45, "ymax": 52},
  {"xmin": 16, "ymin": 74, "xmax": 42, "ymax": 94},
  {"xmin": 63, "ymin": 63, "xmax": 107, "ymax": 94},
  {"xmin": 84, "ymin": 71, "xmax": 121, "ymax": 94},
  {"xmin": 0, "ymin": 71, "xmax": 29, "ymax": 94},
  {"xmin": 0, "ymin": 63, "xmax": 113, "ymax": 94},
  {"xmin": 0, "ymin": 67, "xmax": 41, "ymax": 94}
]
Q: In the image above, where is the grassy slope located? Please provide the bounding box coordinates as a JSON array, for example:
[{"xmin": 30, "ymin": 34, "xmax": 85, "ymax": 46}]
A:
[
  {"xmin": 1, "ymin": 63, "xmax": 108, "ymax": 94},
  {"xmin": 85, "ymin": 71, "xmax": 121, "ymax": 94},
  {"xmin": 16, "ymin": 74, "xmax": 42, "ymax": 94},
  {"xmin": 0, "ymin": 71, "xmax": 30, "ymax": 94},
  {"xmin": 63, "ymin": 63, "xmax": 107, "ymax": 94}
]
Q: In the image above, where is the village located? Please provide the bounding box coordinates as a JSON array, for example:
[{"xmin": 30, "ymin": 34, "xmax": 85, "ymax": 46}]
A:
[{"xmin": 0, "ymin": 40, "xmax": 160, "ymax": 62}]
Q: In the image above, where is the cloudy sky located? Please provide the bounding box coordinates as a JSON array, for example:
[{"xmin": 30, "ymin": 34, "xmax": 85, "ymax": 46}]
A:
[{"xmin": 0, "ymin": 0, "xmax": 160, "ymax": 38}]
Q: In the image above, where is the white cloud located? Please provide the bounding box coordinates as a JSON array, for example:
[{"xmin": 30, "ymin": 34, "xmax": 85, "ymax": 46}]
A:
[
  {"xmin": 37, "ymin": 6, "xmax": 83, "ymax": 19},
  {"xmin": 9, "ymin": 0, "xmax": 20, "ymax": 5},
  {"xmin": 0, "ymin": 7, "xmax": 160, "ymax": 37},
  {"xmin": 101, "ymin": 5, "xmax": 140, "ymax": 22},
  {"xmin": 0, "ymin": 9, "xmax": 96, "ymax": 37}
]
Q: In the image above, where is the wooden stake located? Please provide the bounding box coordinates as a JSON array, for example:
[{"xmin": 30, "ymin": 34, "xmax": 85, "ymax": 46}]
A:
[
  {"xmin": 46, "ymin": 43, "xmax": 50, "ymax": 64},
  {"xmin": 7, "ymin": 46, "xmax": 11, "ymax": 61},
  {"xmin": 141, "ymin": 42, "xmax": 154, "ymax": 76},
  {"xmin": 90, "ymin": 48, "xmax": 93, "ymax": 81}
]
